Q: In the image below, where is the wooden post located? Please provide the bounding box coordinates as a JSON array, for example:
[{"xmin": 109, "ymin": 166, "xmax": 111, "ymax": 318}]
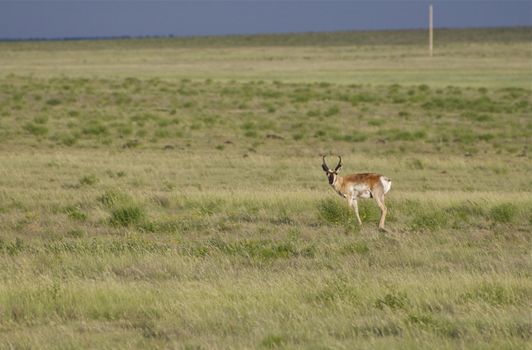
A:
[{"xmin": 429, "ymin": 4, "xmax": 433, "ymax": 57}]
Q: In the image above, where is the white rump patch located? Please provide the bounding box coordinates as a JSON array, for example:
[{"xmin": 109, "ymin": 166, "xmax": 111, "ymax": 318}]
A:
[{"xmin": 380, "ymin": 176, "xmax": 392, "ymax": 194}]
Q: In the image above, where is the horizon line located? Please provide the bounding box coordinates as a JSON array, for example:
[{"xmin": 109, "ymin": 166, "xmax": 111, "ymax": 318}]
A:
[{"xmin": 1, "ymin": 24, "xmax": 530, "ymax": 43}]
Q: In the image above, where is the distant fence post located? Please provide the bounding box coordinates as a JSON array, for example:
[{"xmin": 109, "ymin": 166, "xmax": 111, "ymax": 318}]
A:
[{"xmin": 429, "ymin": 4, "xmax": 433, "ymax": 57}]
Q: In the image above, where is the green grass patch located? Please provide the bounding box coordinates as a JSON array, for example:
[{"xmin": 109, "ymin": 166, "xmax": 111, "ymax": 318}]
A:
[
  {"xmin": 490, "ymin": 203, "xmax": 518, "ymax": 224},
  {"xmin": 109, "ymin": 205, "xmax": 146, "ymax": 227},
  {"xmin": 409, "ymin": 207, "xmax": 449, "ymax": 231},
  {"xmin": 79, "ymin": 174, "xmax": 98, "ymax": 186},
  {"xmin": 45, "ymin": 98, "xmax": 61, "ymax": 106},
  {"xmin": 23, "ymin": 122, "xmax": 48, "ymax": 136},
  {"xmin": 98, "ymin": 190, "xmax": 133, "ymax": 208},
  {"xmin": 64, "ymin": 205, "xmax": 88, "ymax": 222},
  {"xmin": 317, "ymin": 198, "xmax": 355, "ymax": 227}
]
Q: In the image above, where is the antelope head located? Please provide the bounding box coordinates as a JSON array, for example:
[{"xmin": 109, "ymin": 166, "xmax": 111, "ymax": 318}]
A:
[{"xmin": 322, "ymin": 155, "xmax": 342, "ymax": 185}]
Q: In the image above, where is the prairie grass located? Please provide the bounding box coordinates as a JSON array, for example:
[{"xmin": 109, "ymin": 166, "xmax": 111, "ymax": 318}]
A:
[
  {"xmin": 0, "ymin": 28, "xmax": 531, "ymax": 87},
  {"xmin": 1, "ymin": 76, "xmax": 530, "ymax": 157},
  {"xmin": 0, "ymin": 28, "xmax": 531, "ymax": 349}
]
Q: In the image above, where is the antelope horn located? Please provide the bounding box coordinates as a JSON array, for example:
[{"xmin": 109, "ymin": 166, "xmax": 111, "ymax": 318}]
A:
[
  {"xmin": 322, "ymin": 155, "xmax": 330, "ymax": 171},
  {"xmin": 334, "ymin": 155, "xmax": 342, "ymax": 171}
]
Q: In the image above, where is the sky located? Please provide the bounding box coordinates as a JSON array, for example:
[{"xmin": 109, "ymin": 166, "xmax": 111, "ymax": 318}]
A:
[{"xmin": 0, "ymin": 1, "xmax": 530, "ymax": 40}]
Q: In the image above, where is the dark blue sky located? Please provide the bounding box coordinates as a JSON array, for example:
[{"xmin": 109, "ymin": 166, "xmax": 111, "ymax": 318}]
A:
[{"xmin": 0, "ymin": 1, "xmax": 530, "ymax": 40}]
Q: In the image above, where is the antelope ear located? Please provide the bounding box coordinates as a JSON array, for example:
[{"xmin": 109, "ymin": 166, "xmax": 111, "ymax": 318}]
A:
[{"xmin": 335, "ymin": 165, "xmax": 342, "ymax": 173}]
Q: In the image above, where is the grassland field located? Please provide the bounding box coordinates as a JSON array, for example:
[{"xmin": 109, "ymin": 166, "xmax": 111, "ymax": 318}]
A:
[{"xmin": 0, "ymin": 28, "xmax": 531, "ymax": 349}]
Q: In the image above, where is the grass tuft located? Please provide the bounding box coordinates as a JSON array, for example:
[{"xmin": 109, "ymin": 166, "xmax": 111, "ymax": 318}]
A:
[
  {"xmin": 0, "ymin": 238, "xmax": 27, "ymax": 256},
  {"xmin": 461, "ymin": 282, "xmax": 527, "ymax": 306},
  {"xmin": 23, "ymin": 122, "xmax": 48, "ymax": 136},
  {"xmin": 409, "ymin": 207, "xmax": 449, "ymax": 231},
  {"xmin": 109, "ymin": 205, "xmax": 146, "ymax": 227},
  {"xmin": 375, "ymin": 291, "xmax": 408, "ymax": 310},
  {"xmin": 45, "ymin": 98, "xmax": 61, "ymax": 106},
  {"xmin": 97, "ymin": 190, "xmax": 133, "ymax": 208},
  {"xmin": 317, "ymin": 198, "xmax": 355, "ymax": 227},
  {"xmin": 340, "ymin": 242, "xmax": 369, "ymax": 255},
  {"xmin": 64, "ymin": 205, "xmax": 88, "ymax": 221},
  {"xmin": 261, "ymin": 335, "xmax": 286, "ymax": 348},
  {"xmin": 79, "ymin": 174, "xmax": 98, "ymax": 186},
  {"xmin": 490, "ymin": 203, "xmax": 517, "ymax": 223}
]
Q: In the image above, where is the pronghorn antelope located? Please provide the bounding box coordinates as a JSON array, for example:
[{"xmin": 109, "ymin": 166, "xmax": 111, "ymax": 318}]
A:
[{"xmin": 322, "ymin": 155, "xmax": 392, "ymax": 230}]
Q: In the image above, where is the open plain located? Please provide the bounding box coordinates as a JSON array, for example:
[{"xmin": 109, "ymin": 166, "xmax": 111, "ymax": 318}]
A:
[{"xmin": 0, "ymin": 28, "xmax": 531, "ymax": 349}]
